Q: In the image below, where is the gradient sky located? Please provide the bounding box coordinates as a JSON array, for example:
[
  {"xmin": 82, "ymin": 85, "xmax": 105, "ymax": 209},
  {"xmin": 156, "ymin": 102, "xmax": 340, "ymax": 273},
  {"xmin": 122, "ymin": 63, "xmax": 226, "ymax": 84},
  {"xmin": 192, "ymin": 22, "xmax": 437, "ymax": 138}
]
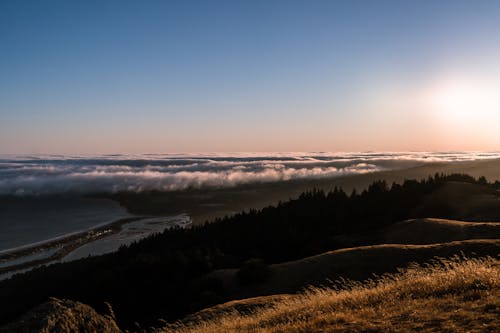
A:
[{"xmin": 1, "ymin": 0, "xmax": 500, "ymax": 154}]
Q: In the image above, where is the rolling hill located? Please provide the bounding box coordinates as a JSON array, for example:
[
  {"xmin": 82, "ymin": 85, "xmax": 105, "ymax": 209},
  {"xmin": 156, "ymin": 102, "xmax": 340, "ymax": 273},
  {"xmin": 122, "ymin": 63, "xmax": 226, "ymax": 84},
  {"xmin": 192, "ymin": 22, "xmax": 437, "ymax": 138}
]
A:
[{"xmin": 163, "ymin": 257, "xmax": 499, "ymax": 333}]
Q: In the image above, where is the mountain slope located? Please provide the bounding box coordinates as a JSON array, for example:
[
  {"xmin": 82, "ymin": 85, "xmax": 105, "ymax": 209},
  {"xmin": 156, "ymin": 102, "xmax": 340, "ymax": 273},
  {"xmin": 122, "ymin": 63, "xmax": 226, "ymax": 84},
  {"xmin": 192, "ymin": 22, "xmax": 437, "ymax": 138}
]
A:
[{"xmin": 161, "ymin": 257, "xmax": 500, "ymax": 333}]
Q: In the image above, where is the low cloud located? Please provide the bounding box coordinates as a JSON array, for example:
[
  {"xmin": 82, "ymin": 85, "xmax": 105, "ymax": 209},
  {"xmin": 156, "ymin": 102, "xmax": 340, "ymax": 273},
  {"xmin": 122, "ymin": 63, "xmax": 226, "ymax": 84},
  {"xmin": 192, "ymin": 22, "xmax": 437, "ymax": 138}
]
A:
[{"xmin": 0, "ymin": 152, "xmax": 498, "ymax": 195}]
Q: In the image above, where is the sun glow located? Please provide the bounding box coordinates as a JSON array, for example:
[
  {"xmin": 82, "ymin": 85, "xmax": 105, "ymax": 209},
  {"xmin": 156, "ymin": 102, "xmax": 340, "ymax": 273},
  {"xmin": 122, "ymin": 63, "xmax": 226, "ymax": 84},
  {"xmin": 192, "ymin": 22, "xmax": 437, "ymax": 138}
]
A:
[{"xmin": 430, "ymin": 79, "xmax": 500, "ymax": 126}]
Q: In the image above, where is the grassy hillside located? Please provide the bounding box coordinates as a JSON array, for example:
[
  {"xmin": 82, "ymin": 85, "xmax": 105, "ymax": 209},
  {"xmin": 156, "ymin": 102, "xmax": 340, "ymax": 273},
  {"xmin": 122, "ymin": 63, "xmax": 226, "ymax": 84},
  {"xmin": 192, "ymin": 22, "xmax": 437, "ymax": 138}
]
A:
[{"xmin": 162, "ymin": 257, "xmax": 499, "ymax": 333}]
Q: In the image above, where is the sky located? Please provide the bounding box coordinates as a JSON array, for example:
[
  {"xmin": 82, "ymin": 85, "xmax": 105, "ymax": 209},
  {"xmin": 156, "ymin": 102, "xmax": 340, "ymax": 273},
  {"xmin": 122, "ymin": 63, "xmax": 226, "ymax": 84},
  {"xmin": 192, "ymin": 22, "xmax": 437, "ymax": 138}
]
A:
[{"xmin": 1, "ymin": 0, "xmax": 500, "ymax": 154}]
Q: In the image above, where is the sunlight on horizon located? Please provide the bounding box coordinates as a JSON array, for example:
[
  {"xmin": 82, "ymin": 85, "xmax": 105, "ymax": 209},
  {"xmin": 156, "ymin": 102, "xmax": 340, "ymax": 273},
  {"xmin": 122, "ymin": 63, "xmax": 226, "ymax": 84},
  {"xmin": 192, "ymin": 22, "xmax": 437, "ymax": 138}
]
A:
[{"xmin": 430, "ymin": 77, "xmax": 500, "ymax": 127}]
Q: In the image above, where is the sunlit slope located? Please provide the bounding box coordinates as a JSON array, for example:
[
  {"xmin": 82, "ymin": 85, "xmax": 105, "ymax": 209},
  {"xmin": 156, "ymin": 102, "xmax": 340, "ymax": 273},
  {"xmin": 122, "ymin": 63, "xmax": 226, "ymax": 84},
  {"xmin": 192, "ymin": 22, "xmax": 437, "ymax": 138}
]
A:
[{"xmin": 162, "ymin": 257, "xmax": 499, "ymax": 333}]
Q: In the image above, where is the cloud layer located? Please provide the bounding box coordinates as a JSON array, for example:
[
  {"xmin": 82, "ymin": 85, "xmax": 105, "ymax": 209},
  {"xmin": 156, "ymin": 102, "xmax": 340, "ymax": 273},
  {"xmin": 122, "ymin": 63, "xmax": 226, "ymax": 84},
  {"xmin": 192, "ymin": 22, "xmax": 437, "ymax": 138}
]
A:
[{"xmin": 1, "ymin": 152, "xmax": 499, "ymax": 195}]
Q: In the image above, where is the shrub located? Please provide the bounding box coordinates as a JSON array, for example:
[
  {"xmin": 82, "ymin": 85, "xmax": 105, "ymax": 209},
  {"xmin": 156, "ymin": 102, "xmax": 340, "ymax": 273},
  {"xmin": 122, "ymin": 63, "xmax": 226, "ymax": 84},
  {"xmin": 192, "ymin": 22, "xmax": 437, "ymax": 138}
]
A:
[{"xmin": 237, "ymin": 258, "xmax": 270, "ymax": 286}]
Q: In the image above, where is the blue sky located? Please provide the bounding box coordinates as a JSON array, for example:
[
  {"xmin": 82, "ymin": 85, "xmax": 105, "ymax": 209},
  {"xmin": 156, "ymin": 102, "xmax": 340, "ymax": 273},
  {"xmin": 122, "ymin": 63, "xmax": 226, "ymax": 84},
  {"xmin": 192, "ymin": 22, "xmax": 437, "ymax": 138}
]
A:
[{"xmin": 1, "ymin": 0, "xmax": 500, "ymax": 153}]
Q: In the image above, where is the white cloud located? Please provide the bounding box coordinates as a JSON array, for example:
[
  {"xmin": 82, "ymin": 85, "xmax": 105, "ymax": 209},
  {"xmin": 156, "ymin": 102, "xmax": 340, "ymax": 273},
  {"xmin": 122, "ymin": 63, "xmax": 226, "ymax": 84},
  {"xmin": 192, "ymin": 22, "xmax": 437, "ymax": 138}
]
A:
[{"xmin": 0, "ymin": 152, "xmax": 498, "ymax": 195}]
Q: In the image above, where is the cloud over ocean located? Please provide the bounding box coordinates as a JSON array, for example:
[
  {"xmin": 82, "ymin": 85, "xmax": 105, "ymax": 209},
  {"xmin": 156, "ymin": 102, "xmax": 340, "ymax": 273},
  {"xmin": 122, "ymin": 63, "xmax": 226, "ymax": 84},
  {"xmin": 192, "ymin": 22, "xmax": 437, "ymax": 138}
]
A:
[{"xmin": 1, "ymin": 152, "xmax": 499, "ymax": 195}]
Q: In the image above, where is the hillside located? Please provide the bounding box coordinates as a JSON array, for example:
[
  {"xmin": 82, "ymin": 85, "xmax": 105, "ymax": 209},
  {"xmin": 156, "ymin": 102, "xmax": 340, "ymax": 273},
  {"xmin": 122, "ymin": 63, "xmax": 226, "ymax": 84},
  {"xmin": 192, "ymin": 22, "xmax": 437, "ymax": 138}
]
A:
[
  {"xmin": 209, "ymin": 239, "xmax": 500, "ymax": 298},
  {"xmin": 378, "ymin": 218, "xmax": 500, "ymax": 244},
  {"xmin": 4, "ymin": 257, "xmax": 498, "ymax": 333},
  {"xmin": 161, "ymin": 257, "xmax": 500, "ymax": 333},
  {"xmin": 334, "ymin": 217, "xmax": 500, "ymax": 247}
]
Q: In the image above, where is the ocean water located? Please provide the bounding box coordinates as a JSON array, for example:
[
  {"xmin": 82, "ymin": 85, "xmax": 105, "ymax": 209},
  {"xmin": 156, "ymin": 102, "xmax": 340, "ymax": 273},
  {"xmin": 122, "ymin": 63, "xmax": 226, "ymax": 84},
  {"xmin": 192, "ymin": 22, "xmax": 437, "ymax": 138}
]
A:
[{"xmin": 0, "ymin": 197, "xmax": 129, "ymax": 252}]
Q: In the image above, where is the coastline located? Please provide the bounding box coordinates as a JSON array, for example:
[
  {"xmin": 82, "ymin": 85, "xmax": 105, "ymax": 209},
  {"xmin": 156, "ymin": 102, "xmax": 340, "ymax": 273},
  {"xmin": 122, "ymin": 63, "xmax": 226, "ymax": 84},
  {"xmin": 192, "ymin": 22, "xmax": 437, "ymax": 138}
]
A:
[{"xmin": 0, "ymin": 216, "xmax": 146, "ymax": 275}]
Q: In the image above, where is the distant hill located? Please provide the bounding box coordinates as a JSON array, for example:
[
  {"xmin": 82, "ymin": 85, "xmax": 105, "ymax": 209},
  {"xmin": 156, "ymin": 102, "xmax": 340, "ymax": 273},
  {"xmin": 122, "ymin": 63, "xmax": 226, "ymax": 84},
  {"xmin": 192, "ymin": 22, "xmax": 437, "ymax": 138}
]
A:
[
  {"xmin": 334, "ymin": 217, "xmax": 500, "ymax": 247},
  {"xmin": 378, "ymin": 218, "xmax": 500, "ymax": 244}
]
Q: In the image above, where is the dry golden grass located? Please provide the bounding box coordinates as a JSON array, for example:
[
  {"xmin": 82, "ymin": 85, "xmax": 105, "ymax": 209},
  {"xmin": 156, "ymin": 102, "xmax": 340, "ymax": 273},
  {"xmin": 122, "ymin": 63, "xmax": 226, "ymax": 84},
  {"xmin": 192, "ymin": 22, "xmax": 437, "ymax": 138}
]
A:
[{"xmin": 160, "ymin": 257, "xmax": 499, "ymax": 333}]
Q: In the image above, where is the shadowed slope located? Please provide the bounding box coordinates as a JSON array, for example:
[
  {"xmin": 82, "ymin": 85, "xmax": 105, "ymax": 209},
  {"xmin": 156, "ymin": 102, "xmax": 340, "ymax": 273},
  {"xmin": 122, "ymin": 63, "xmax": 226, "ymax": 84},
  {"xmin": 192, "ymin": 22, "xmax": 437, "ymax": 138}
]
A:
[
  {"xmin": 380, "ymin": 218, "xmax": 500, "ymax": 244},
  {"xmin": 333, "ymin": 218, "xmax": 500, "ymax": 246},
  {"xmin": 209, "ymin": 240, "xmax": 500, "ymax": 297}
]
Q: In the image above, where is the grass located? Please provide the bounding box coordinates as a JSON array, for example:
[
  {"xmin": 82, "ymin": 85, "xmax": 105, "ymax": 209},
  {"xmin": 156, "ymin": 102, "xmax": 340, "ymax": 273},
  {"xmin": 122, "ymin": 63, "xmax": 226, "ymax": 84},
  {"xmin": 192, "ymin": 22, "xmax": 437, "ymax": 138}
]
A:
[{"xmin": 160, "ymin": 256, "xmax": 499, "ymax": 333}]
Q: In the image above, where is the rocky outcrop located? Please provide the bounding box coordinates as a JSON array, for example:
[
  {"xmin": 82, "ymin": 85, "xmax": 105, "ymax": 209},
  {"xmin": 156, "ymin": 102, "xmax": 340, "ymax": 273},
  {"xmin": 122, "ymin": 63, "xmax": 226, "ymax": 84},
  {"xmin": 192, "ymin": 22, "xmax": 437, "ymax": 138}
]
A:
[{"xmin": 0, "ymin": 298, "xmax": 121, "ymax": 333}]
